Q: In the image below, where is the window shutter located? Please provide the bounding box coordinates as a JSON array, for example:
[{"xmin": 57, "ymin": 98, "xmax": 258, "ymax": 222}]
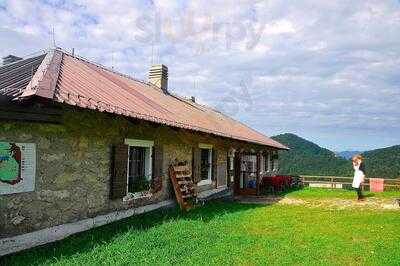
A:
[
  {"xmin": 151, "ymin": 145, "xmax": 163, "ymax": 193},
  {"xmin": 152, "ymin": 145, "xmax": 164, "ymax": 178},
  {"xmin": 212, "ymin": 148, "xmax": 218, "ymax": 182},
  {"xmin": 110, "ymin": 144, "xmax": 129, "ymax": 199},
  {"xmin": 192, "ymin": 147, "xmax": 201, "ymax": 183},
  {"xmin": 256, "ymin": 153, "xmax": 261, "ymax": 195}
]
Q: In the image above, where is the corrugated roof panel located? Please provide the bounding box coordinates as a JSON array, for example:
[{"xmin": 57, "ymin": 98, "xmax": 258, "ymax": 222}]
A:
[
  {"xmin": 0, "ymin": 54, "xmax": 46, "ymax": 98},
  {"xmin": 53, "ymin": 53, "xmax": 287, "ymax": 149}
]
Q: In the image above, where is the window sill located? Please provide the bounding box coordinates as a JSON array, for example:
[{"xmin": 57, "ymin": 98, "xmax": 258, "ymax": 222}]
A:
[{"xmin": 197, "ymin": 179, "xmax": 212, "ymax": 186}]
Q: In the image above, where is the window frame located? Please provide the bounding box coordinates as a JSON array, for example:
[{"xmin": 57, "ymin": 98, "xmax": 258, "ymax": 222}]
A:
[
  {"xmin": 198, "ymin": 143, "xmax": 213, "ymax": 186},
  {"xmin": 273, "ymin": 152, "xmax": 279, "ymax": 171},
  {"xmin": 124, "ymin": 139, "xmax": 154, "ymax": 194},
  {"xmin": 265, "ymin": 152, "xmax": 271, "ymax": 172},
  {"xmin": 269, "ymin": 152, "xmax": 274, "ymax": 172}
]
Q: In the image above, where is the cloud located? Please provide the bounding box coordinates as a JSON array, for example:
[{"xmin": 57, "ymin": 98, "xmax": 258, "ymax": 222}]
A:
[{"xmin": 0, "ymin": 0, "xmax": 399, "ymax": 150}]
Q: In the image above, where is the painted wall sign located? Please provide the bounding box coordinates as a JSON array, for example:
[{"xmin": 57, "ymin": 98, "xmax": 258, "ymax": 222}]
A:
[{"xmin": 0, "ymin": 142, "xmax": 36, "ymax": 195}]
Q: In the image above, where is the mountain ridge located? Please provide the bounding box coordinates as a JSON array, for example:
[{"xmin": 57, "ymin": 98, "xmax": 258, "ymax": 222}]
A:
[
  {"xmin": 335, "ymin": 150, "xmax": 363, "ymax": 160},
  {"xmin": 271, "ymin": 133, "xmax": 399, "ymax": 179}
]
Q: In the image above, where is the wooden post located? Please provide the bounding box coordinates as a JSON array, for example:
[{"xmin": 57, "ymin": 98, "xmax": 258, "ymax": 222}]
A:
[{"xmin": 256, "ymin": 152, "xmax": 261, "ymax": 196}]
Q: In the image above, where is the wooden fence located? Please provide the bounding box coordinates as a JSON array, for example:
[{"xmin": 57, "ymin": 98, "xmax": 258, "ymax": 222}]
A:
[{"xmin": 300, "ymin": 175, "xmax": 400, "ymax": 191}]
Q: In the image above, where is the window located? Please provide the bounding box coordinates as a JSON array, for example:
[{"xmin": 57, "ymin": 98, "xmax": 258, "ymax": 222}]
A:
[
  {"xmin": 229, "ymin": 155, "xmax": 234, "ymax": 171},
  {"xmin": 268, "ymin": 151, "xmax": 279, "ymax": 171},
  {"xmin": 260, "ymin": 154, "xmax": 264, "ymax": 173},
  {"xmin": 228, "ymin": 153, "xmax": 234, "ymax": 183},
  {"xmin": 239, "ymin": 153, "xmax": 257, "ymax": 189},
  {"xmin": 270, "ymin": 153, "xmax": 274, "ymax": 172},
  {"xmin": 125, "ymin": 139, "xmax": 153, "ymax": 193},
  {"xmin": 264, "ymin": 153, "xmax": 271, "ymax": 172},
  {"xmin": 198, "ymin": 144, "xmax": 213, "ymax": 185},
  {"xmin": 273, "ymin": 153, "xmax": 279, "ymax": 171}
]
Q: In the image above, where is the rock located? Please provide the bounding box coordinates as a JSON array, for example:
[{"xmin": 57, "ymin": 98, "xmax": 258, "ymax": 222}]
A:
[
  {"xmin": 382, "ymin": 204, "xmax": 398, "ymax": 210},
  {"xmin": 42, "ymin": 153, "xmax": 66, "ymax": 162},
  {"xmin": 37, "ymin": 190, "xmax": 70, "ymax": 201},
  {"xmin": 38, "ymin": 137, "xmax": 51, "ymax": 149},
  {"xmin": 19, "ymin": 133, "xmax": 32, "ymax": 141},
  {"xmin": 53, "ymin": 171, "xmax": 76, "ymax": 186},
  {"xmin": 279, "ymin": 198, "xmax": 305, "ymax": 205},
  {"xmin": 11, "ymin": 215, "xmax": 25, "ymax": 225}
]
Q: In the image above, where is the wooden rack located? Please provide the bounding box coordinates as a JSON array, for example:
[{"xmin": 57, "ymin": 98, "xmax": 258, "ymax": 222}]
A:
[{"xmin": 169, "ymin": 165, "xmax": 196, "ymax": 210}]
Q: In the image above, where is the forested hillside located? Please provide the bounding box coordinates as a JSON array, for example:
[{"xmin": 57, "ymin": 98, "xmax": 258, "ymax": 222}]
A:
[
  {"xmin": 272, "ymin": 133, "xmax": 399, "ymax": 178},
  {"xmin": 362, "ymin": 145, "xmax": 400, "ymax": 178},
  {"xmin": 271, "ymin": 133, "xmax": 352, "ymax": 176}
]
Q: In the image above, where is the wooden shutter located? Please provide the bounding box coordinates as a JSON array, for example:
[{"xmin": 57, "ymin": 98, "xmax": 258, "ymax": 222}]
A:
[
  {"xmin": 212, "ymin": 148, "xmax": 218, "ymax": 182},
  {"xmin": 234, "ymin": 152, "xmax": 241, "ymax": 192},
  {"xmin": 217, "ymin": 162, "xmax": 227, "ymax": 187},
  {"xmin": 110, "ymin": 144, "xmax": 129, "ymax": 199},
  {"xmin": 152, "ymin": 145, "xmax": 163, "ymax": 178},
  {"xmin": 256, "ymin": 153, "xmax": 261, "ymax": 195},
  {"xmin": 151, "ymin": 145, "xmax": 164, "ymax": 193},
  {"xmin": 192, "ymin": 147, "xmax": 201, "ymax": 183}
]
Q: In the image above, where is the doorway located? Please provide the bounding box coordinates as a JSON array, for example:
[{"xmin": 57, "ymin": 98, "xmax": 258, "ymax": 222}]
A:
[{"xmin": 234, "ymin": 153, "xmax": 258, "ymax": 195}]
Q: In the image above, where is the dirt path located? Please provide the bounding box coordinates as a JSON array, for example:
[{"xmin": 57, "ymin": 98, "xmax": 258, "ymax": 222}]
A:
[{"xmin": 234, "ymin": 196, "xmax": 400, "ymax": 210}]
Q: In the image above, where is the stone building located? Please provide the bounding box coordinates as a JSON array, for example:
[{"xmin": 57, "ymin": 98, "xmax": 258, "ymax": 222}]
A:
[{"xmin": 0, "ymin": 49, "xmax": 287, "ymax": 255}]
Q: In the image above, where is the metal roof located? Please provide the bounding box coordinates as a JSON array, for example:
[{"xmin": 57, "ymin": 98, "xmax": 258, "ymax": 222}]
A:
[
  {"xmin": 0, "ymin": 49, "xmax": 288, "ymax": 150},
  {"xmin": 0, "ymin": 54, "xmax": 46, "ymax": 98}
]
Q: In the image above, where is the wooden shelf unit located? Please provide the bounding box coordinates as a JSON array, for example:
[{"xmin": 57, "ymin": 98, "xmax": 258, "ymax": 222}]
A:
[{"xmin": 169, "ymin": 165, "xmax": 196, "ymax": 210}]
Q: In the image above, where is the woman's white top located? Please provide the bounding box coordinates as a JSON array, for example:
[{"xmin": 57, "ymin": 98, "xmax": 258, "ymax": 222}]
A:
[{"xmin": 352, "ymin": 162, "xmax": 364, "ymax": 188}]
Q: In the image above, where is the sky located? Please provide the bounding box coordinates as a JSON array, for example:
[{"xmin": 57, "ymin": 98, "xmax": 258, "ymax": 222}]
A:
[{"xmin": 0, "ymin": 0, "xmax": 399, "ymax": 151}]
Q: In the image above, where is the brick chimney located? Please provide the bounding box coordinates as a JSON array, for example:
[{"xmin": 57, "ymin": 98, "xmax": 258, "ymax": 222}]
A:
[
  {"xmin": 2, "ymin": 55, "xmax": 23, "ymax": 65},
  {"xmin": 148, "ymin": 64, "xmax": 168, "ymax": 92}
]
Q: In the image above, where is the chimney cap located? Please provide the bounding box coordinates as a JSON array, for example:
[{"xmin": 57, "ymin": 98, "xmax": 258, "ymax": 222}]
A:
[
  {"xmin": 149, "ymin": 63, "xmax": 168, "ymax": 68},
  {"xmin": 148, "ymin": 64, "xmax": 168, "ymax": 92},
  {"xmin": 148, "ymin": 64, "xmax": 168, "ymax": 75}
]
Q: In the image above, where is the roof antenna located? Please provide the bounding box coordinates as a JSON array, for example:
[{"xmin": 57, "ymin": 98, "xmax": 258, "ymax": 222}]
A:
[
  {"xmin": 156, "ymin": 45, "xmax": 160, "ymax": 63},
  {"xmin": 111, "ymin": 49, "xmax": 114, "ymax": 70},
  {"xmin": 151, "ymin": 40, "xmax": 154, "ymax": 64},
  {"xmin": 51, "ymin": 27, "xmax": 56, "ymax": 48}
]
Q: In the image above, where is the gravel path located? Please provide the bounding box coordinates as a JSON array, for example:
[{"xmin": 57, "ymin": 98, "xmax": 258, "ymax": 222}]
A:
[{"xmin": 234, "ymin": 195, "xmax": 400, "ymax": 210}]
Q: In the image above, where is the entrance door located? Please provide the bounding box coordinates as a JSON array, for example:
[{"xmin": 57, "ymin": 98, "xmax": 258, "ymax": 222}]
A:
[
  {"xmin": 234, "ymin": 153, "xmax": 258, "ymax": 195},
  {"xmin": 198, "ymin": 147, "xmax": 212, "ymax": 186}
]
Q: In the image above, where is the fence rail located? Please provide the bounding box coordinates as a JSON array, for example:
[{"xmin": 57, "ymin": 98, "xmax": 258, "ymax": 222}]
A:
[{"xmin": 300, "ymin": 175, "xmax": 400, "ymax": 190}]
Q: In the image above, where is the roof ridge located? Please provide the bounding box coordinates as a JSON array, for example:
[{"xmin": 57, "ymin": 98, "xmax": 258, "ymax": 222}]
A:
[{"xmin": 19, "ymin": 49, "xmax": 63, "ymax": 99}]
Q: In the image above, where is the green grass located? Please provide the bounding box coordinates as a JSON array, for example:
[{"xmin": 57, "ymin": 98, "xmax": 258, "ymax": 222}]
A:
[
  {"xmin": 1, "ymin": 197, "xmax": 399, "ymax": 265},
  {"xmin": 281, "ymin": 187, "xmax": 400, "ymax": 199}
]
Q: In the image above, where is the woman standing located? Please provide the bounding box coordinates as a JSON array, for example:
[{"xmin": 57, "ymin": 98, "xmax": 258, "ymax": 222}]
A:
[{"xmin": 352, "ymin": 155, "xmax": 366, "ymax": 201}]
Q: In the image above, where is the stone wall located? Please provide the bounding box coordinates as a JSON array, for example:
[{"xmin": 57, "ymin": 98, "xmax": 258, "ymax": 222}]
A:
[
  {"xmin": 0, "ymin": 107, "xmax": 270, "ymax": 238},
  {"xmin": 0, "ymin": 108, "xmax": 274, "ymax": 238},
  {"xmin": 0, "ymin": 123, "xmax": 112, "ymax": 237}
]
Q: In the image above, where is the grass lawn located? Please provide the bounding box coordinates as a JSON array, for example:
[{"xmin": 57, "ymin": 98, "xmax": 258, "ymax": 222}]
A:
[
  {"xmin": 1, "ymin": 190, "xmax": 400, "ymax": 265},
  {"xmin": 281, "ymin": 187, "xmax": 400, "ymax": 199}
]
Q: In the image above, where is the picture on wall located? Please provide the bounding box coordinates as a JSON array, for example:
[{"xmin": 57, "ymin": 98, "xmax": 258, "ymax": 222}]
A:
[{"xmin": 0, "ymin": 142, "xmax": 36, "ymax": 195}]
